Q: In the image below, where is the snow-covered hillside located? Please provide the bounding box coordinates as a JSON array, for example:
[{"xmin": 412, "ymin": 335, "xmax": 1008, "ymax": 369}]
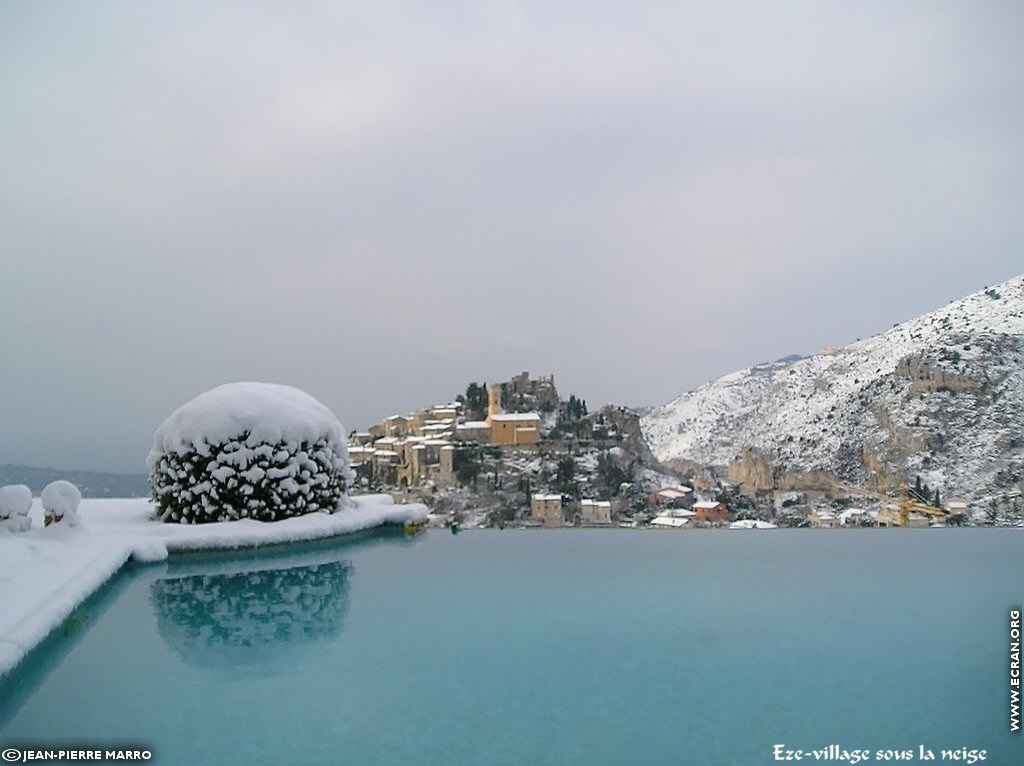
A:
[{"xmin": 642, "ymin": 274, "xmax": 1024, "ymax": 502}]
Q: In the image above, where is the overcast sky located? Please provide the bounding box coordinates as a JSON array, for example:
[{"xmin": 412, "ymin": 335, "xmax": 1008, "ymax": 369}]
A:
[{"xmin": 1, "ymin": 1, "xmax": 1022, "ymax": 473}]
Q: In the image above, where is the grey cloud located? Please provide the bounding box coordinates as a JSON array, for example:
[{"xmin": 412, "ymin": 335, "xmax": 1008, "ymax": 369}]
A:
[{"xmin": 1, "ymin": 1, "xmax": 1021, "ymax": 471}]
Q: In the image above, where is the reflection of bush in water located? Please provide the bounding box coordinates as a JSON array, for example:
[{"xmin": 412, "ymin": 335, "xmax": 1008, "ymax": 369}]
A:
[{"xmin": 152, "ymin": 559, "xmax": 352, "ymax": 670}]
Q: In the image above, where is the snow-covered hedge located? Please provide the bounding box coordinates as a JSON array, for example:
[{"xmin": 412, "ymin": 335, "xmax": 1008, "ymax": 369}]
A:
[{"xmin": 147, "ymin": 382, "xmax": 353, "ymax": 524}]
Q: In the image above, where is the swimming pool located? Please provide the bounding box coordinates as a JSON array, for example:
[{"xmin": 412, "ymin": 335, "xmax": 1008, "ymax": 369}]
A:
[{"xmin": 1, "ymin": 529, "xmax": 1021, "ymax": 764}]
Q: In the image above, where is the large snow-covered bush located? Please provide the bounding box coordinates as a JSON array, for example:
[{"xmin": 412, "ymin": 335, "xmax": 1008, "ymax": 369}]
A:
[{"xmin": 147, "ymin": 382, "xmax": 353, "ymax": 524}]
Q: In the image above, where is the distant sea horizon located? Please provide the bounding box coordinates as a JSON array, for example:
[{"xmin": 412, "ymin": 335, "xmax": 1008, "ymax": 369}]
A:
[{"xmin": 0, "ymin": 463, "xmax": 149, "ymax": 498}]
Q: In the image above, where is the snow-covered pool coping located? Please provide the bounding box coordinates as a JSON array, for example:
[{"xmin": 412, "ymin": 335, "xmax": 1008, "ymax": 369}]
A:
[{"xmin": 0, "ymin": 494, "xmax": 427, "ymax": 679}]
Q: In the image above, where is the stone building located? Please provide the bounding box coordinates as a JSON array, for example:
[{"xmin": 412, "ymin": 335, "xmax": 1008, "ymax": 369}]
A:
[
  {"xmin": 692, "ymin": 500, "xmax": 729, "ymax": 524},
  {"xmin": 531, "ymin": 494, "xmax": 563, "ymax": 527},
  {"xmin": 486, "ymin": 384, "xmax": 541, "ymax": 445},
  {"xmin": 647, "ymin": 486, "xmax": 693, "ymax": 508},
  {"xmin": 580, "ymin": 499, "xmax": 612, "ymax": 525}
]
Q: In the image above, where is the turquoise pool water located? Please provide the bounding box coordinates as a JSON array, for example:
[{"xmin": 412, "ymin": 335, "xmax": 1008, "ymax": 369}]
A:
[{"xmin": 1, "ymin": 529, "xmax": 1021, "ymax": 765}]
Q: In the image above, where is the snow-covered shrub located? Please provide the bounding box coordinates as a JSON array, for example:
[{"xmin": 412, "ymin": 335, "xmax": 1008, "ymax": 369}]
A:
[
  {"xmin": 0, "ymin": 484, "xmax": 33, "ymax": 531},
  {"xmin": 147, "ymin": 382, "xmax": 353, "ymax": 524},
  {"xmin": 41, "ymin": 480, "xmax": 82, "ymax": 527}
]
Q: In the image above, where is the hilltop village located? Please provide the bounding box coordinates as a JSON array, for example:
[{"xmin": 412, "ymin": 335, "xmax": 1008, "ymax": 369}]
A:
[
  {"xmin": 347, "ymin": 372, "xmax": 697, "ymax": 529},
  {"xmin": 346, "ymin": 371, "xmax": 1014, "ymax": 529}
]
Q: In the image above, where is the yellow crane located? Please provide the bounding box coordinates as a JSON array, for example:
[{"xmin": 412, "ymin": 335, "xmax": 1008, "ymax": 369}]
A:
[{"xmin": 832, "ymin": 482, "xmax": 946, "ymax": 527}]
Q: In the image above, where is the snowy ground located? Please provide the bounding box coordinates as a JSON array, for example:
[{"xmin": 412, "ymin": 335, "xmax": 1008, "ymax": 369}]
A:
[{"xmin": 0, "ymin": 495, "xmax": 426, "ymax": 678}]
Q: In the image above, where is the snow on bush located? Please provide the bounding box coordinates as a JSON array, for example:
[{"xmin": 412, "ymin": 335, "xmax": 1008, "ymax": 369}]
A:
[
  {"xmin": 41, "ymin": 480, "xmax": 82, "ymax": 527},
  {"xmin": 0, "ymin": 484, "xmax": 32, "ymax": 517},
  {"xmin": 0, "ymin": 484, "xmax": 33, "ymax": 531},
  {"xmin": 147, "ymin": 382, "xmax": 354, "ymax": 524}
]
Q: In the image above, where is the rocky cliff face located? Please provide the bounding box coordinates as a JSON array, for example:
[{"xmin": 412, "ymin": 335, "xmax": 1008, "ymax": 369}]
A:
[
  {"xmin": 642, "ymin": 275, "xmax": 1024, "ymax": 502},
  {"xmin": 597, "ymin": 404, "xmax": 661, "ymax": 467}
]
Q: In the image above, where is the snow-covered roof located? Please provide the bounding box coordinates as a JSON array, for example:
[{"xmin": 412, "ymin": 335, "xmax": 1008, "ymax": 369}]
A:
[
  {"xmin": 693, "ymin": 500, "xmax": 723, "ymax": 509},
  {"xmin": 147, "ymin": 382, "xmax": 347, "ymax": 469},
  {"xmin": 652, "ymin": 488, "xmax": 690, "ymax": 499},
  {"xmin": 532, "ymin": 494, "xmax": 562, "ymax": 502},
  {"xmin": 651, "ymin": 515, "xmax": 689, "ymax": 528},
  {"xmin": 490, "ymin": 413, "xmax": 541, "ymax": 422},
  {"xmin": 458, "ymin": 421, "xmax": 490, "ymax": 429}
]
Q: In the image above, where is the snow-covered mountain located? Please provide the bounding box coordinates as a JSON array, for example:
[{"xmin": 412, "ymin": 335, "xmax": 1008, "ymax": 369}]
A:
[{"xmin": 642, "ymin": 274, "xmax": 1024, "ymax": 502}]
